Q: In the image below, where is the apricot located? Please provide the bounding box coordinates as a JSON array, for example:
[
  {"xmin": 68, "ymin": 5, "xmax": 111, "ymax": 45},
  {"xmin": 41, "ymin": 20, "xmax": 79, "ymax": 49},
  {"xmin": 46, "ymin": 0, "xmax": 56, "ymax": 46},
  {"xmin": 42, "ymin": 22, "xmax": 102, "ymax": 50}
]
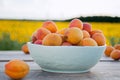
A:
[
  {"xmin": 114, "ymin": 44, "xmax": 120, "ymax": 50},
  {"xmin": 92, "ymin": 33, "xmax": 106, "ymax": 46},
  {"xmin": 35, "ymin": 28, "xmax": 51, "ymax": 40},
  {"xmin": 104, "ymin": 46, "xmax": 114, "ymax": 57},
  {"xmin": 110, "ymin": 49, "xmax": 120, "ymax": 60},
  {"xmin": 62, "ymin": 42, "xmax": 72, "ymax": 46},
  {"xmin": 31, "ymin": 32, "xmax": 37, "ymax": 43},
  {"xmin": 82, "ymin": 30, "xmax": 90, "ymax": 38},
  {"xmin": 90, "ymin": 30, "xmax": 102, "ymax": 37},
  {"xmin": 83, "ymin": 22, "xmax": 92, "ymax": 32},
  {"xmin": 5, "ymin": 59, "xmax": 29, "ymax": 79},
  {"xmin": 65, "ymin": 27, "xmax": 83, "ymax": 44},
  {"xmin": 78, "ymin": 38, "xmax": 98, "ymax": 46},
  {"xmin": 57, "ymin": 28, "xmax": 69, "ymax": 35},
  {"xmin": 34, "ymin": 40, "xmax": 42, "ymax": 45},
  {"xmin": 42, "ymin": 21, "xmax": 58, "ymax": 33},
  {"xmin": 58, "ymin": 34, "xmax": 66, "ymax": 43},
  {"xmin": 42, "ymin": 33, "xmax": 62, "ymax": 46},
  {"xmin": 69, "ymin": 19, "xmax": 83, "ymax": 29},
  {"xmin": 22, "ymin": 44, "xmax": 29, "ymax": 54}
]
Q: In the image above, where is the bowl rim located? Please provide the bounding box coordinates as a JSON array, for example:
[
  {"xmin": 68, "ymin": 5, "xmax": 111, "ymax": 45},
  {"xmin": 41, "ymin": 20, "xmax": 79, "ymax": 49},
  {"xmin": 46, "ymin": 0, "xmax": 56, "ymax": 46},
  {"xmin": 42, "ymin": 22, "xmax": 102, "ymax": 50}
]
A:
[{"xmin": 27, "ymin": 42, "xmax": 106, "ymax": 48}]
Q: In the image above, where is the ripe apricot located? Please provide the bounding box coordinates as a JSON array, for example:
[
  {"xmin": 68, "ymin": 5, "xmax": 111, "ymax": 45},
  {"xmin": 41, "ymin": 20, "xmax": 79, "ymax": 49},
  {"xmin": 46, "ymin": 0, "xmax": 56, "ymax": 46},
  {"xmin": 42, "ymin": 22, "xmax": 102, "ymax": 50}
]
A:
[
  {"xmin": 21, "ymin": 44, "xmax": 29, "ymax": 54},
  {"xmin": 31, "ymin": 32, "xmax": 37, "ymax": 43},
  {"xmin": 82, "ymin": 30, "xmax": 90, "ymax": 38},
  {"xmin": 42, "ymin": 21, "xmax": 58, "ymax": 33},
  {"xmin": 62, "ymin": 42, "xmax": 72, "ymax": 46},
  {"xmin": 5, "ymin": 59, "xmax": 29, "ymax": 79},
  {"xmin": 114, "ymin": 44, "xmax": 120, "ymax": 50},
  {"xmin": 104, "ymin": 46, "xmax": 114, "ymax": 57},
  {"xmin": 34, "ymin": 40, "xmax": 42, "ymax": 45},
  {"xmin": 83, "ymin": 22, "xmax": 92, "ymax": 32},
  {"xmin": 78, "ymin": 38, "xmax": 98, "ymax": 46},
  {"xmin": 69, "ymin": 19, "xmax": 83, "ymax": 29},
  {"xmin": 42, "ymin": 33, "xmax": 62, "ymax": 46},
  {"xmin": 65, "ymin": 27, "xmax": 83, "ymax": 44},
  {"xmin": 92, "ymin": 33, "xmax": 106, "ymax": 46},
  {"xmin": 90, "ymin": 30, "xmax": 102, "ymax": 37},
  {"xmin": 57, "ymin": 28, "xmax": 69, "ymax": 35},
  {"xmin": 110, "ymin": 49, "xmax": 120, "ymax": 60},
  {"xmin": 35, "ymin": 28, "xmax": 51, "ymax": 40}
]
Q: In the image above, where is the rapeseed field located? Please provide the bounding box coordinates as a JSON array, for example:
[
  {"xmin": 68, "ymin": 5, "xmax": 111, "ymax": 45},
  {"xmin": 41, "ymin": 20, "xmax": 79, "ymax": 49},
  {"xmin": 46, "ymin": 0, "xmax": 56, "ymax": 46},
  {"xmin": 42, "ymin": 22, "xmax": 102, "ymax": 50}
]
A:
[{"xmin": 0, "ymin": 20, "xmax": 120, "ymax": 46}]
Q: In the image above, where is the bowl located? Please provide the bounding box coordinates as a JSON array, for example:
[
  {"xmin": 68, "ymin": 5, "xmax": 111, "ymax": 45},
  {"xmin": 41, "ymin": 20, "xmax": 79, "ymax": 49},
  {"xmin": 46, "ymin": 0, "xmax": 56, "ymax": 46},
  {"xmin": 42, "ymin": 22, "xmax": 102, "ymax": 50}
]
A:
[{"xmin": 27, "ymin": 42, "xmax": 106, "ymax": 73}]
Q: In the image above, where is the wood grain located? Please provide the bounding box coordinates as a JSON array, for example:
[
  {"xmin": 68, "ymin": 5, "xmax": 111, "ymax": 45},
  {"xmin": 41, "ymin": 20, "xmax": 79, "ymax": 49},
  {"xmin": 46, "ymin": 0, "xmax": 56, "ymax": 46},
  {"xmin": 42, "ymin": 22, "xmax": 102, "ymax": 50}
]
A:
[
  {"xmin": 0, "ymin": 51, "xmax": 120, "ymax": 80},
  {"xmin": 0, "ymin": 51, "xmax": 116, "ymax": 62},
  {"xmin": 0, "ymin": 62, "xmax": 120, "ymax": 80}
]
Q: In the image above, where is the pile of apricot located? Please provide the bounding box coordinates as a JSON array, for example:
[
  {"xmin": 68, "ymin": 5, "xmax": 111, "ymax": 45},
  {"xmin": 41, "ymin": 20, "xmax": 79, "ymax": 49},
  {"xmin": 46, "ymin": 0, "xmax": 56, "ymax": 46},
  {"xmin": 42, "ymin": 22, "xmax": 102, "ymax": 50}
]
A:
[
  {"xmin": 104, "ymin": 44, "xmax": 120, "ymax": 60},
  {"xmin": 31, "ymin": 19, "xmax": 106, "ymax": 46}
]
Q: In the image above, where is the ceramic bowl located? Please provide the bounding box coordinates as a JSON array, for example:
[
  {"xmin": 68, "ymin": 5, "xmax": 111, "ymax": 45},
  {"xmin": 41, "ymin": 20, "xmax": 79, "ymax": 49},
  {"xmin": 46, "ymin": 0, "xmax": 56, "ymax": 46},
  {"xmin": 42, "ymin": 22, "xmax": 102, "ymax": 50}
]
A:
[{"xmin": 27, "ymin": 42, "xmax": 106, "ymax": 73}]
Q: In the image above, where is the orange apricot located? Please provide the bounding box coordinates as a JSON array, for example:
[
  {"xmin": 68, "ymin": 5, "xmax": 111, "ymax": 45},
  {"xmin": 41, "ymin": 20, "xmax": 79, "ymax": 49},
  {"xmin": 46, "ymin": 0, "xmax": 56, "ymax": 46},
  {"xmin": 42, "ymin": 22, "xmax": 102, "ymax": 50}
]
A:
[
  {"xmin": 104, "ymin": 46, "xmax": 115, "ymax": 57},
  {"xmin": 110, "ymin": 49, "xmax": 120, "ymax": 60},
  {"xmin": 82, "ymin": 30, "xmax": 90, "ymax": 38},
  {"xmin": 114, "ymin": 44, "xmax": 120, "ymax": 50},
  {"xmin": 65, "ymin": 27, "xmax": 83, "ymax": 44},
  {"xmin": 83, "ymin": 22, "xmax": 92, "ymax": 32},
  {"xmin": 78, "ymin": 38, "xmax": 98, "ymax": 46},
  {"xmin": 35, "ymin": 28, "xmax": 51, "ymax": 40},
  {"xmin": 57, "ymin": 28, "xmax": 69, "ymax": 35},
  {"xmin": 69, "ymin": 19, "xmax": 83, "ymax": 29},
  {"xmin": 42, "ymin": 33, "xmax": 62, "ymax": 46},
  {"xmin": 42, "ymin": 21, "xmax": 58, "ymax": 33},
  {"xmin": 90, "ymin": 30, "xmax": 102, "ymax": 37},
  {"xmin": 21, "ymin": 44, "xmax": 29, "ymax": 54},
  {"xmin": 92, "ymin": 33, "xmax": 106, "ymax": 46},
  {"xmin": 5, "ymin": 59, "xmax": 29, "ymax": 79}
]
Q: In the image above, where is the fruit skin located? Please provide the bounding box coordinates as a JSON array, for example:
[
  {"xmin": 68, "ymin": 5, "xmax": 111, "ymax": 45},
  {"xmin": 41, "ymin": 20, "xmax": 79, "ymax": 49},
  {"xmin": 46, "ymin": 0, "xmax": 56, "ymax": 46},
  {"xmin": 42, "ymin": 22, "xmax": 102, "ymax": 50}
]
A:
[
  {"xmin": 90, "ymin": 30, "xmax": 102, "ymax": 37},
  {"xmin": 31, "ymin": 35, "xmax": 37, "ymax": 43},
  {"xmin": 57, "ymin": 28, "xmax": 69, "ymax": 35},
  {"xmin": 82, "ymin": 30, "xmax": 90, "ymax": 38},
  {"xmin": 83, "ymin": 22, "xmax": 92, "ymax": 32},
  {"xmin": 78, "ymin": 38, "xmax": 98, "ymax": 46},
  {"xmin": 35, "ymin": 28, "xmax": 51, "ymax": 40},
  {"xmin": 110, "ymin": 49, "xmax": 120, "ymax": 60},
  {"xmin": 42, "ymin": 33, "xmax": 62, "ymax": 46},
  {"xmin": 65, "ymin": 27, "xmax": 83, "ymax": 44},
  {"xmin": 69, "ymin": 19, "xmax": 83, "ymax": 29},
  {"xmin": 34, "ymin": 40, "xmax": 42, "ymax": 45},
  {"xmin": 92, "ymin": 33, "xmax": 106, "ymax": 46},
  {"xmin": 61, "ymin": 42, "xmax": 72, "ymax": 46},
  {"xmin": 114, "ymin": 44, "xmax": 120, "ymax": 50},
  {"xmin": 104, "ymin": 46, "xmax": 114, "ymax": 57},
  {"xmin": 42, "ymin": 21, "xmax": 58, "ymax": 33},
  {"xmin": 5, "ymin": 59, "xmax": 29, "ymax": 79},
  {"xmin": 31, "ymin": 31, "xmax": 37, "ymax": 43},
  {"xmin": 22, "ymin": 44, "xmax": 29, "ymax": 54}
]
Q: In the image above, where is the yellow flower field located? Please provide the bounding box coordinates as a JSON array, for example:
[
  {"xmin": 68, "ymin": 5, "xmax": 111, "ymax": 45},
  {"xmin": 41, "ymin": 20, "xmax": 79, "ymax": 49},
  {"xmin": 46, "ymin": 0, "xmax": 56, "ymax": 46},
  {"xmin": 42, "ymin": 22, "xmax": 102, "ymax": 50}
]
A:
[{"xmin": 0, "ymin": 20, "xmax": 120, "ymax": 45}]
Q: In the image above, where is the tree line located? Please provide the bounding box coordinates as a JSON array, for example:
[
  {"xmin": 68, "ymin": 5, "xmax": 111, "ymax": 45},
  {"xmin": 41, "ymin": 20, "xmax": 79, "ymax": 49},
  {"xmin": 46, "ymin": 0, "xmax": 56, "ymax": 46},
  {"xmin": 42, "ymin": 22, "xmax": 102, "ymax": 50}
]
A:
[{"xmin": 65, "ymin": 16, "xmax": 120, "ymax": 22}]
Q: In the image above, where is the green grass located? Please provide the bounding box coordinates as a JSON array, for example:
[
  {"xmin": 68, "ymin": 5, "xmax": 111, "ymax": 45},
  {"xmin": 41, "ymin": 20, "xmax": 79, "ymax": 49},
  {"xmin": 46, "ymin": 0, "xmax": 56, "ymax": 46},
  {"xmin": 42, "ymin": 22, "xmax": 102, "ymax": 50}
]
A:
[{"xmin": 0, "ymin": 33, "xmax": 24, "ymax": 50}]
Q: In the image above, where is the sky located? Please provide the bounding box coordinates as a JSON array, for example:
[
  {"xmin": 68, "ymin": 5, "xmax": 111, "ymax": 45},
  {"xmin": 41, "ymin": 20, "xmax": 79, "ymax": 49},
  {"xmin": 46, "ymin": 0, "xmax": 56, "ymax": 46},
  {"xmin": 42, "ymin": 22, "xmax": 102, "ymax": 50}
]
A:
[{"xmin": 0, "ymin": 0, "xmax": 120, "ymax": 20}]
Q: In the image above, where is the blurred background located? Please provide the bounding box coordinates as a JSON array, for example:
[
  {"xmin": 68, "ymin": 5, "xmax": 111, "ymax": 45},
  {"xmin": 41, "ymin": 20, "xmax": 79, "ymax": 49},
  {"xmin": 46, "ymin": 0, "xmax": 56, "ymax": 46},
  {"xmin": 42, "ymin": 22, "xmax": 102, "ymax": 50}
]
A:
[{"xmin": 0, "ymin": 0, "xmax": 120, "ymax": 50}]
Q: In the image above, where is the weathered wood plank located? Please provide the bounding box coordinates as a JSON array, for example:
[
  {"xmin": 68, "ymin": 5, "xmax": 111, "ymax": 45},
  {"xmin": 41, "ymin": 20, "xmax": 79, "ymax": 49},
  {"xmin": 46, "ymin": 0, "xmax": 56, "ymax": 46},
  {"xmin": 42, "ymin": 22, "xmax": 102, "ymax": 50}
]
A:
[
  {"xmin": 0, "ymin": 51, "xmax": 33, "ymax": 61},
  {"xmin": 1, "ymin": 61, "xmax": 120, "ymax": 72},
  {"xmin": 0, "ymin": 51, "xmax": 116, "ymax": 62},
  {"xmin": 0, "ymin": 61, "xmax": 120, "ymax": 80}
]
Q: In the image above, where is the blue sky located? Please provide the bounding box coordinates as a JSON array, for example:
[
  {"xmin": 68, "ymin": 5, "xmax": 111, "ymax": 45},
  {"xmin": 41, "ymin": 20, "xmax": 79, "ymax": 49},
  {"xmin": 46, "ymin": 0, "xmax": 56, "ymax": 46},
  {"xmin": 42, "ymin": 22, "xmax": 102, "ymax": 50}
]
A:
[{"xmin": 0, "ymin": 0, "xmax": 120, "ymax": 20}]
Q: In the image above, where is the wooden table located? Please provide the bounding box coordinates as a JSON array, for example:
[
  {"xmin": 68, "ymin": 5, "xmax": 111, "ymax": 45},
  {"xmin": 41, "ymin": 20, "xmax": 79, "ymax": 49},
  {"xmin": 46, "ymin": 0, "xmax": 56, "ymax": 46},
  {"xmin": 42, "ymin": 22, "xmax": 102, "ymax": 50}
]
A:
[{"xmin": 0, "ymin": 51, "xmax": 120, "ymax": 80}]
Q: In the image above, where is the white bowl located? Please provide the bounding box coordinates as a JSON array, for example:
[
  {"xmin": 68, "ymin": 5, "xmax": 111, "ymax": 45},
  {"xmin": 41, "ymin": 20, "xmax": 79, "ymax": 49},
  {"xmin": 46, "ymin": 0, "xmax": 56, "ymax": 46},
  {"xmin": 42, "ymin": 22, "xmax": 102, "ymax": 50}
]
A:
[{"xmin": 27, "ymin": 42, "xmax": 106, "ymax": 73}]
